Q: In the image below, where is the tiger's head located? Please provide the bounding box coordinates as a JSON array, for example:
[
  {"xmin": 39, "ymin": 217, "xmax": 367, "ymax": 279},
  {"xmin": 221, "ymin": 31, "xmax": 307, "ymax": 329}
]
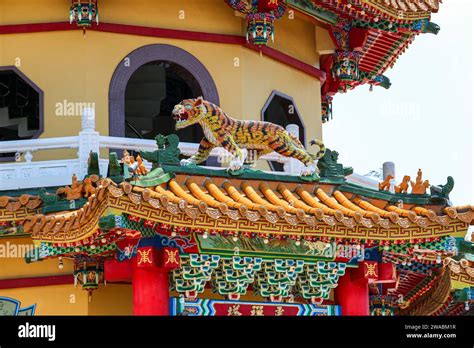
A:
[{"xmin": 172, "ymin": 97, "xmax": 208, "ymax": 130}]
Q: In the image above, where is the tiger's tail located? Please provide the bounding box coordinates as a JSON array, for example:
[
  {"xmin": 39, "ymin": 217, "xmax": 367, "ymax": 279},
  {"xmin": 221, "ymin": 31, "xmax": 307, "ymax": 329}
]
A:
[{"xmin": 309, "ymin": 139, "xmax": 326, "ymax": 160}]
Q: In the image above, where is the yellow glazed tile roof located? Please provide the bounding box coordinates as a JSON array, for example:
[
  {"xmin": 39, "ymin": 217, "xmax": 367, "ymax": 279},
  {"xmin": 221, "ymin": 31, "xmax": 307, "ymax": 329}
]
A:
[{"xmin": 12, "ymin": 175, "xmax": 472, "ymax": 245}]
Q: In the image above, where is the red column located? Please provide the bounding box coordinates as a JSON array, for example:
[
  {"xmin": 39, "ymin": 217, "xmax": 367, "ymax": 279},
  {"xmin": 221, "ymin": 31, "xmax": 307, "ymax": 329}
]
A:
[
  {"xmin": 132, "ymin": 265, "xmax": 169, "ymax": 316},
  {"xmin": 335, "ymin": 268, "xmax": 369, "ymax": 316},
  {"xmin": 131, "ymin": 246, "xmax": 180, "ymax": 316},
  {"xmin": 104, "ymin": 243, "xmax": 180, "ymax": 316}
]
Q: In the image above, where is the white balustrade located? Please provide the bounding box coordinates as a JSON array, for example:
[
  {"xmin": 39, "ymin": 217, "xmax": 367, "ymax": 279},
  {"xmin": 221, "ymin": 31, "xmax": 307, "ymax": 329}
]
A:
[
  {"xmin": 78, "ymin": 107, "xmax": 100, "ymax": 179},
  {"xmin": 284, "ymin": 124, "xmax": 304, "ymax": 176},
  {"xmin": 1, "ymin": 109, "xmax": 362, "ymax": 190},
  {"xmin": 346, "ymin": 174, "xmax": 378, "ymax": 189},
  {"xmin": 98, "ymin": 136, "xmax": 289, "ymax": 163}
]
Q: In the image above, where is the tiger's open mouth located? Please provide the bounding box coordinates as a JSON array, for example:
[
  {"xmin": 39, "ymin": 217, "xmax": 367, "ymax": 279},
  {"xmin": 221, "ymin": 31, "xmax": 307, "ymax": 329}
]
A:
[
  {"xmin": 172, "ymin": 106, "xmax": 194, "ymax": 130},
  {"xmin": 173, "ymin": 110, "xmax": 189, "ymax": 126}
]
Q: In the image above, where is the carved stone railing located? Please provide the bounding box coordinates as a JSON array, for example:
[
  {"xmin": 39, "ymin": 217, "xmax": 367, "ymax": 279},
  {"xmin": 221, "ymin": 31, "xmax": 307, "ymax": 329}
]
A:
[
  {"xmin": 0, "ymin": 108, "xmax": 306, "ymax": 190},
  {"xmin": 0, "ymin": 108, "xmax": 378, "ymax": 191}
]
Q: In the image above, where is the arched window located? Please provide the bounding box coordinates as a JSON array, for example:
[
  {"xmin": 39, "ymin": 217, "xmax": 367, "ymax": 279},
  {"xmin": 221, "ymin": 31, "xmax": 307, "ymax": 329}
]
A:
[
  {"xmin": 109, "ymin": 44, "xmax": 220, "ymax": 165},
  {"xmin": 124, "ymin": 61, "xmax": 204, "ymax": 143},
  {"xmin": 109, "ymin": 44, "xmax": 219, "ymax": 141},
  {"xmin": 261, "ymin": 91, "xmax": 305, "ymax": 172},
  {"xmin": 0, "ymin": 67, "xmax": 43, "ymax": 161}
]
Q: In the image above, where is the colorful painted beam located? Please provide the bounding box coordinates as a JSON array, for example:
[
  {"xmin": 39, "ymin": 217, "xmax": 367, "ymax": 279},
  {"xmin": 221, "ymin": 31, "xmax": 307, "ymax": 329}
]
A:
[{"xmin": 169, "ymin": 298, "xmax": 341, "ymax": 316}]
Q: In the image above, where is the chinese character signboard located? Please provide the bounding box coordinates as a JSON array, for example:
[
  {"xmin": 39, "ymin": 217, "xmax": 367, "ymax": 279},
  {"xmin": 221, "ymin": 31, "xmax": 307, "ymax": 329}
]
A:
[{"xmin": 169, "ymin": 298, "xmax": 341, "ymax": 316}]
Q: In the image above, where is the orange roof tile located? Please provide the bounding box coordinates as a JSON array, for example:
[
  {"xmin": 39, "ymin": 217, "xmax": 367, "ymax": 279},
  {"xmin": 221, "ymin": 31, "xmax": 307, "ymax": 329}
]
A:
[{"xmin": 10, "ymin": 174, "xmax": 472, "ymax": 245}]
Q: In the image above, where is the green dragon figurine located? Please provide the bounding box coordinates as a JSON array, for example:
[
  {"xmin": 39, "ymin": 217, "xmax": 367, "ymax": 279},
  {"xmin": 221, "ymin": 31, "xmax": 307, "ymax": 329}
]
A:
[
  {"xmin": 140, "ymin": 134, "xmax": 181, "ymax": 168},
  {"xmin": 317, "ymin": 148, "xmax": 353, "ymax": 180},
  {"xmin": 430, "ymin": 176, "xmax": 454, "ymax": 200}
]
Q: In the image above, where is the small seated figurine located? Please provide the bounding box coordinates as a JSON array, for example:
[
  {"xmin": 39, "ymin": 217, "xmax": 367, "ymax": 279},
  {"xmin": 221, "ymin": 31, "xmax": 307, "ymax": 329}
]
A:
[
  {"xmin": 378, "ymin": 175, "xmax": 394, "ymax": 191},
  {"xmin": 82, "ymin": 177, "xmax": 96, "ymax": 197},
  {"xmin": 122, "ymin": 150, "xmax": 148, "ymax": 180},
  {"xmin": 56, "ymin": 174, "xmax": 83, "ymax": 200},
  {"xmin": 135, "ymin": 155, "xmax": 148, "ymax": 176},
  {"xmin": 395, "ymin": 175, "xmax": 410, "ymax": 194},
  {"xmin": 410, "ymin": 169, "xmax": 430, "ymax": 195},
  {"xmin": 122, "ymin": 150, "xmax": 134, "ymax": 167}
]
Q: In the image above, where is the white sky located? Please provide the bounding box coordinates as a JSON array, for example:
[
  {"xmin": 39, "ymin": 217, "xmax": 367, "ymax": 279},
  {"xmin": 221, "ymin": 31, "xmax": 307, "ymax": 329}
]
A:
[{"xmin": 324, "ymin": 0, "xmax": 474, "ymax": 206}]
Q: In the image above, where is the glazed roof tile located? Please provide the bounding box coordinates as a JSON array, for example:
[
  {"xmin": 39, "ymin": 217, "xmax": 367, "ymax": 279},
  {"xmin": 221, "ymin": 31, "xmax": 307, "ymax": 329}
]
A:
[
  {"xmin": 4, "ymin": 173, "xmax": 471, "ymax": 245},
  {"xmin": 0, "ymin": 194, "xmax": 42, "ymax": 212}
]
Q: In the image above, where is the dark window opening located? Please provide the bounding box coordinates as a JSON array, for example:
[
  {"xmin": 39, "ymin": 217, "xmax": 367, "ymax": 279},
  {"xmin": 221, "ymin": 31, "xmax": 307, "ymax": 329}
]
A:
[
  {"xmin": 125, "ymin": 61, "xmax": 204, "ymax": 142},
  {"xmin": 262, "ymin": 92, "xmax": 305, "ymax": 172},
  {"xmin": 124, "ymin": 61, "xmax": 219, "ymax": 166},
  {"xmin": 0, "ymin": 69, "xmax": 41, "ymax": 160}
]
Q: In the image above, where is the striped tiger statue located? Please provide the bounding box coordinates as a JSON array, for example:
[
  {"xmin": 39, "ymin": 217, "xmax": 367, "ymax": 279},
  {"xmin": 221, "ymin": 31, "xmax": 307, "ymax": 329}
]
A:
[{"xmin": 172, "ymin": 97, "xmax": 325, "ymax": 173}]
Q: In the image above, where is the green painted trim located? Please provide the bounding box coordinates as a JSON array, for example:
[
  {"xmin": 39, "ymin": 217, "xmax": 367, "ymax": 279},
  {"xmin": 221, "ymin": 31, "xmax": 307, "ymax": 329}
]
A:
[
  {"xmin": 0, "ymin": 186, "xmax": 59, "ymax": 197},
  {"xmin": 162, "ymin": 165, "xmax": 331, "ymax": 184},
  {"xmin": 41, "ymin": 198, "xmax": 87, "ymax": 214},
  {"xmin": 129, "ymin": 168, "xmax": 172, "ymax": 187}
]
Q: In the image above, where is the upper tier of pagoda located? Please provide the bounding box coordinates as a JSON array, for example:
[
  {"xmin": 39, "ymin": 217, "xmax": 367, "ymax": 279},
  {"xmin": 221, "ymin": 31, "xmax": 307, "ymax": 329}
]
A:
[{"xmin": 283, "ymin": 0, "xmax": 443, "ymax": 121}]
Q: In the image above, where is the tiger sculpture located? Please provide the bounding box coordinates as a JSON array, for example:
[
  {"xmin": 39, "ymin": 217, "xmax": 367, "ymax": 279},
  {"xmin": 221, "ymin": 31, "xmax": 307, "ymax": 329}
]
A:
[{"xmin": 172, "ymin": 97, "xmax": 325, "ymax": 173}]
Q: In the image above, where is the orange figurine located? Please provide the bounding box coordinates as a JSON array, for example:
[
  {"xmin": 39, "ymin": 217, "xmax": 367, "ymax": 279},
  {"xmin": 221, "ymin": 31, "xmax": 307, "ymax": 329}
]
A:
[
  {"xmin": 57, "ymin": 174, "xmax": 83, "ymax": 200},
  {"xmin": 135, "ymin": 155, "xmax": 148, "ymax": 176},
  {"xmin": 378, "ymin": 175, "xmax": 394, "ymax": 191},
  {"xmin": 82, "ymin": 177, "xmax": 96, "ymax": 197},
  {"xmin": 395, "ymin": 175, "xmax": 411, "ymax": 194},
  {"xmin": 410, "ymin": 169, "xmax": 430, "ymax": 194}
]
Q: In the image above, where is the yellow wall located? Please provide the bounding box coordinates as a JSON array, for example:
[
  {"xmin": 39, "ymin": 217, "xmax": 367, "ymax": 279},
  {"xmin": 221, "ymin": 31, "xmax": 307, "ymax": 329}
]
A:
[
  {"xmin": 0, "ymin": 285, "xmax": 89, "ymax": 315},
  {"xmin": 0, "ymin": 0, "xmax": 323, "ymax": 163},
  {"xmin": 315, "ymin": 25, "xmax": 336, "ymax": 55},
  {"xmin": 87, "ymin": 284, "xmax": 133, "ymax": 315},
  {"xmin": 0, "ymin": 284, "xmax": 133, "ymax": 315},
  {"xmin": 0, "ymin": 238, "xmax": 132, "ymax": 315},
  {"xmin": 0, "ymin": 237, "xmax": 74, "ymax": 279},
  {"xmin": 0, "ymin": 0, "xmax": 325, "ymax": 314}
]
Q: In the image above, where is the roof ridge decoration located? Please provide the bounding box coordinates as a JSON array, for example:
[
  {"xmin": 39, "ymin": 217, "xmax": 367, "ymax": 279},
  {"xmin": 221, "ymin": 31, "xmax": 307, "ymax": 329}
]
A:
[
  {"xmin": 0, "ymin": 138, "xmax": 467, "ymax": 230},
  {"xmin": 316, "ymin": 148, "xmax": 353, "ymax": 181}
]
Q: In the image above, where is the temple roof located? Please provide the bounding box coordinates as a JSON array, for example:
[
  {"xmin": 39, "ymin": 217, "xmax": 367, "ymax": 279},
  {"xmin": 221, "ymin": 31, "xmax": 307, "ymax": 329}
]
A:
[
  {"xmin": 310, "ymin": 0, "xmax": 441, "ymax": 22},
  {"xmin": 2, "ymin": 167, "xmax": 472, "ymax": 245},
  {"xmin": 289, "ymin": 0, "xmax": 442, "ymax": 98}
]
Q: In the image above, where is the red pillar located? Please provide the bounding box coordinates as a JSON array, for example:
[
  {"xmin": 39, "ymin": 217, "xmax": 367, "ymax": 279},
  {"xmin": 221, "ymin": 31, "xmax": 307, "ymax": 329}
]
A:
[
  {"xmin": 132, "ymin": 265, "xmax": 169, "ymax": 316},
  {"xmin": 335, "ymin": 268, "xmax": 369, "ymax": 316},
  {"xmin": 104, "ymin": 242, "xmax": 180, "ymax": 316},
  {"xmin": 131, "ymin": 245, "xmax": 180, "ymax": 316}
]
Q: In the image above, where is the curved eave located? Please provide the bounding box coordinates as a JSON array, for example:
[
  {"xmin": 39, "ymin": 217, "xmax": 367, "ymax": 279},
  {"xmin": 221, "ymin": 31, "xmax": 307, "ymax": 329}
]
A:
[
  {"xmin": 6, "ymin": 175, "xmax": 471, "ymax": 245},
  {"xmin": 311, "ymin": 0, "xmax": 440, "ymax": 23}
]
